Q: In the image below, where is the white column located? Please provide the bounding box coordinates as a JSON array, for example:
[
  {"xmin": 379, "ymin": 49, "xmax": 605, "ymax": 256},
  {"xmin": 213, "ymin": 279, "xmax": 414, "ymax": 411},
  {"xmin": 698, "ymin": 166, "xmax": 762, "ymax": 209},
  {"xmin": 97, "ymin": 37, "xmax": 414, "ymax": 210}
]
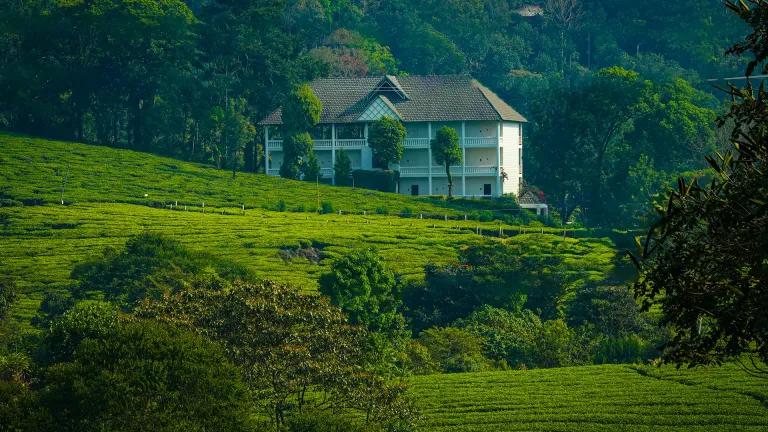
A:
[
  {"xmin": 264, "ymin": 127, "xmax": 270, "ymax": 175},
  {"xmin": 496, "ymin": 121, "xmax": 502, "ymax": 196},
  {"xmin": 331, "ymin": 124, "xmax": 336, "ymax": 185},
  {"xmin": 428, "ymin": 122, "xmax": 432, "ymax": 195},
  {"xmin": 461, "ymin": 121, "xmax": 466, "ymax": 197}
]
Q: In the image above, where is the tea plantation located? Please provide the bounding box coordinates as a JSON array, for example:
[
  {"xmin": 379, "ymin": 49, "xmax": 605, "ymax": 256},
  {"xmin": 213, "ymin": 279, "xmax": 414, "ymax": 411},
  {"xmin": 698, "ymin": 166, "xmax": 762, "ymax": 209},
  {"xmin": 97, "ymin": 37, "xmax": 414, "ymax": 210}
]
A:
[
  {"xmin": 0, "ymin": 133, "xmax": 616, "ymax": 326},
  {"xmin": 411, "ymin": 364, "xmax": 768, "ymax": 431}
]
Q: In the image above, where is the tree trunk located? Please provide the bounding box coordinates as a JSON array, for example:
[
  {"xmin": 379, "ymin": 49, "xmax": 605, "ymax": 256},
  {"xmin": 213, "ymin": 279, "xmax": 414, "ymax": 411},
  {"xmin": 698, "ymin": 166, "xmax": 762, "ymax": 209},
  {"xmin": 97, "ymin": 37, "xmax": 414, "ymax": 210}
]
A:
[{"xmin": 446, "ymin": 163, "xmax": 453, "ymax": 198}]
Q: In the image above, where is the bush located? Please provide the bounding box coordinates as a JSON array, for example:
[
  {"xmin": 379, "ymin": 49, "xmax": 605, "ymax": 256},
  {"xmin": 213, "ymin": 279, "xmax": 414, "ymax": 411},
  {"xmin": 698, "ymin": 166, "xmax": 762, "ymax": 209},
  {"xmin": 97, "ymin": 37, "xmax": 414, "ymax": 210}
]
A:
[
  {"xmin": 400, "ymin": 207, "xmax": 413, "ymax": 218},
  {"xmin": 284, "ymin": 410, "xmax": 384, "ymax": 432},
  {"xmin": 70, "ymin": 233, "xmax": 252, "ymax": 309},
  {"xmin": 39, "ymin": 317, "xmax": 253, "ymax": 431},
  {"xmin": 321, "ymin": 201, "xmax": 334, "ymax": 214},
  {"xmin": 368, "ymin": 117, "xmax": 406, "ymax": 168},
  {"xmin": 0, "ymin": 278, "xmax": 17, "ymax": 320},
  {"xmin": 594, "ymin": 335, "xmax": 654, "ymax": 364},
  {"xmin": 352, "ymin": 169, "xmax": 399, "ymax": 193},
  {"xmin": 566, "ymin": 285, "xmax": 647, "ymax": 338},
  {"xmin": 418, "ymin": 327, "xmax": 494, "ymax": 373}
]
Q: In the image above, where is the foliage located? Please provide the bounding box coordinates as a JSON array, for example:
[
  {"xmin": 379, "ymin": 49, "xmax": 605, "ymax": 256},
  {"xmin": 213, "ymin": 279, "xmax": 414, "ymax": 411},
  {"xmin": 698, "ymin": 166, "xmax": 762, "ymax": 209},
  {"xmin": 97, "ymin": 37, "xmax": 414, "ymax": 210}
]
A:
[
  {"xmin": 281, "ymin": 133, "xmax": 314, "ymax": 180},
  {"xmin": 633, "ymin": 0, "xmax": 768, "ymax": 371},
  {"xmin": 404, "ymin": 241, "xmax": 584, "ymax": 332},
  {"xmin": 206, "ymin": 98, "xmax": 256, "ymax": 177},
  {"xmin": 334, "ymin": 148, "xmax": 352, "ymax": 185},
  {"xmin": 71, "ymin": 233, "xmax": 251, "ymax": 309},
  {"xmin": 44, "ymin": 302, "xmax": 120, "ymax": 364},
  {"xmin": 430, "ymin": 127, "xmax": 461, "ymax": 198},
  {"xmin": 137, "ymin": 277, "xmax": 417, "ymax": 429},
  {"xmin": 566, "ymin": 285, "xmax": 647, "ymax": 338},
  {"xmin": 319, "ymin": 249, "xmax": 407, "ymax": 343},
  {"xmin": 454, "ymin": 306, "xmax": 544, "ymax": 369},
  {"xmin": 302, "ymin": 151, "xmax": 322, "ymax": 182},
  {"xmin": 351, "ymin": 169, "xmax": 399, "ymax": 192},
  {"xmin": 368, "ymin": 117, "xmax": 406, "ymax": 169},
  {"xmin": 38, "ymin": 317, "xmax": 253, "ymax": 432},
  {"xmin": 282, "ymin": 84, "xmax": 323, "ymax": 135},
  {"xmin": 594, "ymin": 335, "xmax": 654, "ymax": 364},
  {"xmin": 417, "ymin": 327, "xmax": 494, "ymax": 373},
  {"xmin": 0, "ymin": 277, "xmax": 16, "ymax": 320}
]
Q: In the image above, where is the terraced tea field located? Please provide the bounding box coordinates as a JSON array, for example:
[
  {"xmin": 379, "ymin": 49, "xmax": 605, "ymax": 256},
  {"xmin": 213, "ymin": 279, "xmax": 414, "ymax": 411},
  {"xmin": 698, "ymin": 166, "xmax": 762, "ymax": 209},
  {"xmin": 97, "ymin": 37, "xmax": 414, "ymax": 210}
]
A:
[
  {"xmin": 411, "ymin": 364, "xmax": 768, "ymax": 431},
  {"xmin": 0, "ymin": 202, "xmax": 616, "ymax": 325}
]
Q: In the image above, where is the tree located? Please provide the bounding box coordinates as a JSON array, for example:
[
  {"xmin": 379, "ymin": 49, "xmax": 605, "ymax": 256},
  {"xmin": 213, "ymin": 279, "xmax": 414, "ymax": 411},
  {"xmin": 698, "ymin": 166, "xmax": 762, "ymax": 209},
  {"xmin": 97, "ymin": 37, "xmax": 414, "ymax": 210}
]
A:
[
  {"xmin": 40, "ymin": 316, "xmax": 253, "ymax": 431},
  {"xmin": 282, "ymin": 83, "xmax": 322, "ymax": 135},
  {"xmin": 544, "ymin": 0, "xmax": 583, "ymax": 73},
  {"xmin": 207, "ymin": 98, "xmax": 255, "ymax": 177},
  {"xmin": 70, "ymin": 233, "xmax": 251, "ymax": 309},
  {"xmin": 566, "ymin": 285, "xmax": 647, "ymax": 338},
  {"xmin": 632, "ymin": 0, "xmax": 768, "ymax": 373},
  {"xmin": 368, "ymin": 117, "xmax": 406, "ymax": 169},
  {"xmin": 302, "ymin": 151, "xmax": 322, "ymax": 182},
  {"xmin": 280, "ymin": 132, "xmax": 314, "ymax": 180},
  {"xmin": 417, "ymin": 327, "xmax": 493, "ymax": 373},
  {"xmin": 431, "ymin": 126, "xmax": 462, "ymax": 198},
  {"xmin": 334, "ymin": 148, "xmax": 353, "ymax": 185},
  {"xmin": 0, "ymin": 277, "xmax": 16, "ymax": 320},
  {"xmin": 137, "ymin": 277, "xmax": 416, "ymax": 429},
  {"xmin": 319, "ymin": 249, "xmax": 407, "ymax": 344}
]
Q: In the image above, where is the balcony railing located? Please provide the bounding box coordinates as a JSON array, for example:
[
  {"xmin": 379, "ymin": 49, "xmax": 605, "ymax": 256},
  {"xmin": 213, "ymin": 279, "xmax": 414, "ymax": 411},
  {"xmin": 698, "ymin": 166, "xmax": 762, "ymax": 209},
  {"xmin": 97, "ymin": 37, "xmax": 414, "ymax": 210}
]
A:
[
  {"xmin": 463, "ymin": 137, "xmax": 500, "ymax": 148},
  {"xmin": 400, "ymin": 166, "xmax": 498, "ymax": 178},
  {"xmin": 266, "ymin": 137, "xmax": 500, "ymax": 152},
  {"xmin": 404, "ymin": 138, "xmax": 431, "ymax": 148}
]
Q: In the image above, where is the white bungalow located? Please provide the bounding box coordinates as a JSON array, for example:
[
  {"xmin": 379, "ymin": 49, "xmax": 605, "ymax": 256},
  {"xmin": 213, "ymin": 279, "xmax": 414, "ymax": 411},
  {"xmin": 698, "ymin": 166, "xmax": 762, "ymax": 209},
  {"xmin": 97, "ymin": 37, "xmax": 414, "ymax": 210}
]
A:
[{"xmin": 259, "ymin": 75, "xmax": 527, "ymax": 198}]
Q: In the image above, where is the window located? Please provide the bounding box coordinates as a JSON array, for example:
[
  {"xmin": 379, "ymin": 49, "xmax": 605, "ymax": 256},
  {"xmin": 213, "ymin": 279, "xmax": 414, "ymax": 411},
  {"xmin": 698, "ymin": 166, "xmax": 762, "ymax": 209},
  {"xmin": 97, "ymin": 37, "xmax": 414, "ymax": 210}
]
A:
[{"xmin": 483, "ymin": 184, "xmax": 492, "ymax": 196}]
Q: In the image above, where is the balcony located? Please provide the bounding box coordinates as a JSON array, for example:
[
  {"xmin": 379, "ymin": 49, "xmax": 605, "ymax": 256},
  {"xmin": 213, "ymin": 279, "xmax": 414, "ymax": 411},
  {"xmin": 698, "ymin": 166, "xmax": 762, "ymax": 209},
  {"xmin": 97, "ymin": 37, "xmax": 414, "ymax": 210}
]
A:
[
  {"xmin": 404, "ymin": 138, "xmax": 431, "ymax": 149},
  {"xmin": 400, "ymin": 166, "xmax": 498, "ymax": 178},
  {"xmin": 463, "ymin": 137, "xmax": 500, "ymax": 148}
]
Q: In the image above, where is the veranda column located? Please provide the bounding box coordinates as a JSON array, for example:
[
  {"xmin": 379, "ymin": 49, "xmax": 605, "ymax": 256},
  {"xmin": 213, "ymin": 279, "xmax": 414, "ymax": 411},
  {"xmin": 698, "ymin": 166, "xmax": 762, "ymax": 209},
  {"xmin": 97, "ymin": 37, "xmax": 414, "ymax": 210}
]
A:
[
  {"xmin": 461, "ymin": 121, "xmax": 466, "ymax": 197},
  {"xmin": 331, "ymin": 124, "xmax": 336, "ymax": 185},
  {"xmin": 496, "ymin": 122, "xmax": 502, "ymax": 196},
  {"xmin": 264, "ymin": 127, "xmax": 269, "ymax": 175},
  {"xmin": 428, "ymin": 122, "xmax": 433, "ymax": 195}
]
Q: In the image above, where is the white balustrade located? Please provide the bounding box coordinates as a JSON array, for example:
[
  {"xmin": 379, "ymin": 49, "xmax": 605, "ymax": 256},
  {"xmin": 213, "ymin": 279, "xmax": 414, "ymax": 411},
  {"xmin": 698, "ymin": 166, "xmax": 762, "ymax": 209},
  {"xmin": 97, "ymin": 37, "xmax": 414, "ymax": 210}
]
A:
[{"xmin": 404, "ymin": 138, "xmax": 431, "ymax": 148}]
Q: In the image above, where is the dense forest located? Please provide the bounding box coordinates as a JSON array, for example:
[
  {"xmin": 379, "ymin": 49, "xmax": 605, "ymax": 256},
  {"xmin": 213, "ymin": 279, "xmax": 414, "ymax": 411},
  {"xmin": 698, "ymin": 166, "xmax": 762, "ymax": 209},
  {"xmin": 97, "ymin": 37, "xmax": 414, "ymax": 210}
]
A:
[{"xmin": 0, "ymin": 0, "xmax": 749, "ymax": 225}]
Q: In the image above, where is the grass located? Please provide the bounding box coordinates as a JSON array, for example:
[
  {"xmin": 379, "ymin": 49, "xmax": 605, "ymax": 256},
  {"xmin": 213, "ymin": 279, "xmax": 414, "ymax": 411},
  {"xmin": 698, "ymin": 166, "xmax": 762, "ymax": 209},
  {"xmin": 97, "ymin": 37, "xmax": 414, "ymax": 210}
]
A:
[
  {"xmin": 410, "ymin": 364, "xmax": 768, "ymax": 431},
  {"xmin": 0, "ymin": 203, "xmax": 616, "ymax": 325},
  {"xmin": 0, "ymin": 132, "xmax": 521, "ymax": 217}
]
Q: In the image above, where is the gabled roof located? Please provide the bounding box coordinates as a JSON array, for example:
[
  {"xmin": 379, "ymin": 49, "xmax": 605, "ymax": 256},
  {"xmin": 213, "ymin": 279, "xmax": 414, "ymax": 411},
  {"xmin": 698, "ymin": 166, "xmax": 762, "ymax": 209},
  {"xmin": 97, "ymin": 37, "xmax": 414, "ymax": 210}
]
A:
[{"xmin": 259, "ymin": 75, "xmax": 527, "ymax": 125}]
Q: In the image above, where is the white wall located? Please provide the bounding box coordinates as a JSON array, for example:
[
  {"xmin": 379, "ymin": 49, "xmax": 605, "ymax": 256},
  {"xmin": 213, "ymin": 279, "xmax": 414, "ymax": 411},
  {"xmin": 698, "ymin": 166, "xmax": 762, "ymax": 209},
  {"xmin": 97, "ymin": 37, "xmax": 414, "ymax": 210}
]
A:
[
  {"xmin": 401, "ymin": 149, "xmax": 430, "ymax": 166},
  {"xmin": 465, "ymin": 121, "xmax": 499, "ymax": 137},
  {"xmin": 466, "ymin": 177, "xmax": 497, "ymax": 197},
  {"xmin": 405, "ymin": 122, "xmax": 429, "ymax": 138},
  {"xmin": 502, "ymin": 122, "xmax": 522, "ymax": 195},
  {"xmin": 465, "ymin": 148, "xmax": 497, "ymax": 166},
  {"xmin": 399, "ymin": 178, "xmax": 430, "ymax": 196}
]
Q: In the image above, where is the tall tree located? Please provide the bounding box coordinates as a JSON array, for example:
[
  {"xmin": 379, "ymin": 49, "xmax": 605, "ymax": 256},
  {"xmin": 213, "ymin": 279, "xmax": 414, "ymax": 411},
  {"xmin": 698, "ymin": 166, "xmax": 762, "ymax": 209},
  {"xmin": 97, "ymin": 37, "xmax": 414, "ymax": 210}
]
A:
[
  {"xmin": 431, "ymin": 126, "xmax": 462, "ymax": 198},
  {"xmin": 368, "ymin": 116, "xmax": 406, "ymax": 169},
  {"xmin": 632, "ymin": 0, "xmax": 768, "ymax": 374}
]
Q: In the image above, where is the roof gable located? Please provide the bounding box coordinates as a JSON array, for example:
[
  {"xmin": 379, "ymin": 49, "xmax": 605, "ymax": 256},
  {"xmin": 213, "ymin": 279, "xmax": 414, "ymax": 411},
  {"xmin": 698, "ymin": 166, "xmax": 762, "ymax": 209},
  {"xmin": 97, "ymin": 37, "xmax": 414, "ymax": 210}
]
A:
[{"xmin": 358, "ymin": 95, "xmax": 402, "ymax": 121}]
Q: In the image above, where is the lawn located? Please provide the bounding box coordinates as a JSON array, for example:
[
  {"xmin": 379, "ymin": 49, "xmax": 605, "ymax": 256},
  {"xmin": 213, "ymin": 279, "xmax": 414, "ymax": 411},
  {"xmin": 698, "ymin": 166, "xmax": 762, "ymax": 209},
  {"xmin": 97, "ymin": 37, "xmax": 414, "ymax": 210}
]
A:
[{"xmin": 410, "ymin": 364, "xmax": 768, "ymax": 431}]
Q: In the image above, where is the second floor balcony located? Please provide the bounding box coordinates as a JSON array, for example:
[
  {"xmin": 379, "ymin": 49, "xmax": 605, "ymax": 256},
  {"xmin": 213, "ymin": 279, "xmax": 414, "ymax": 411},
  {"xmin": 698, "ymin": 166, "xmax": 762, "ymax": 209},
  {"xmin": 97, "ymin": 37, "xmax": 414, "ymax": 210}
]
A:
[{"xmin": 267, "ymin": 136, "xmax": 500, "ymax": 151}]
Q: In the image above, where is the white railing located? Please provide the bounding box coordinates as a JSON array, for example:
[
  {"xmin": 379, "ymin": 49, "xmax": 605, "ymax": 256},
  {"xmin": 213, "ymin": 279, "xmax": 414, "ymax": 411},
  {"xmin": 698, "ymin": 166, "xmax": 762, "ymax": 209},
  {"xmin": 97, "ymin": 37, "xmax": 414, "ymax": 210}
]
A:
[
  {"xmin": 463, "ymin": 137, "xmax": 499, "ymax": 147},
  {"xmin": 321, "ymin": 167, "xmax": 334, "ymax": 178},
  {"xmin": 465, "ymin": 166, "xmax": 498, "ymax": 175},
  {"xmin": 267, "ymin": 140, "xmax": 283, "ymax": 150},
  {"xmin": 314, "ymin": 139, "xmax": 333, "ymax": 149},
  {"xmin": 404, "ymin": 138, "xmax": 431, "ymax": 148},
  {"xmin": 336, "ymin": 139, "xmax": 366, "ymax": 149},
  {"xmin": 267, "ymin": 169, "xmax": 280, "ymax": 176},
  {"xmin": 400, "ymin": 166, "xmax": 431, "ymax": 177}
]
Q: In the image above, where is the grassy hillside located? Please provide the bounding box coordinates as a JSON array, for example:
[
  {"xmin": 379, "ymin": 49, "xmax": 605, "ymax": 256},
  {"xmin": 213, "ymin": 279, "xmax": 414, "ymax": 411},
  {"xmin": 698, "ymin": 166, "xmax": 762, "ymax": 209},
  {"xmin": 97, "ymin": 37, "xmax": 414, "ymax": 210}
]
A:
[
  {"xmin": 0, "ymin": 133, "xmax": 617, "ymax": 326},
  {"xmin": 0, "ymin": 203, "xmax": 615, "ymax": 325},
  {"xmin": 411, "ymin": 364, "xmax": 768, "ymax": 431},
  {"xmin": 0, "ymin": 132, "xmax": 513, "ymax": 216}
]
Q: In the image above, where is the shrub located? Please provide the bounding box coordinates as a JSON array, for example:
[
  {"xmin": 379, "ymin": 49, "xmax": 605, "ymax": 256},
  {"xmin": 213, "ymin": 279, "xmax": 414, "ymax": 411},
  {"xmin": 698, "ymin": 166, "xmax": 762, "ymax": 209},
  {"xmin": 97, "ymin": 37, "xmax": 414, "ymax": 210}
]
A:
[
  {"xmin": 567, "ymin": 285, "xmax": 647, "ymax": 338},
  {"xmin": 0, "ymin": 278, "xmax": 17, "ymax": 320},
  {"xmin": 418, "ymin": 327, "xmax": 494, "ymax": 373},
  {"xmin": 352, "ymin": 169, "xmax": 399, "ymax": 193},
  {"xmin": 302, "ymin": 151, "xmax": 321, "ymax": 181},
  {"xmin": 334, "ymin": 149, "xmax": 353, "ymax": 186},
  {"xmin": 400, "ymin": 207, "xmax": 413, "ymax": 218},
  {"xmin": 70, "ymin": 233, "xmax": 252, "ymax": 309},
  {"xmin": 594, "ymin": 335, "xmax": 654, "ymax": 364},
  {"xmin": 321, "ymin": 201, "xmax": 334, "ymax": 214}
]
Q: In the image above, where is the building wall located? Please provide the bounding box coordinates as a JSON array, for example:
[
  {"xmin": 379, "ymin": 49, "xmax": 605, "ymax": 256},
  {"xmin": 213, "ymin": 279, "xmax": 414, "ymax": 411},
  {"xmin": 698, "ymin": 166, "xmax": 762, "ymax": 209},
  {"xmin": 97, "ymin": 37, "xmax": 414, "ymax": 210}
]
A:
[
  {"xmin": 430, "ymin": 177, "xmax": 465, "ymax": 196},
  {"xmin": 399, "ymin": 177, "xmax": 431, "ymax": 196},
  {"xmin": 401, "ymin": 149, "xmax": 430, "ymax": 166},
  {"xmin": 502, "ymin": 121, "xmax": 522, "ymax": 195},
  {"xmin": 464, "ymin": 148, "xmax": 497, "ymax": 166},
  {"xmin": 465, "ymin": 121, "xmax": 499, "ymax": 137},
  {"xmin": 466, "ymin": 177, "xmax": 498, "ymax": 197}
]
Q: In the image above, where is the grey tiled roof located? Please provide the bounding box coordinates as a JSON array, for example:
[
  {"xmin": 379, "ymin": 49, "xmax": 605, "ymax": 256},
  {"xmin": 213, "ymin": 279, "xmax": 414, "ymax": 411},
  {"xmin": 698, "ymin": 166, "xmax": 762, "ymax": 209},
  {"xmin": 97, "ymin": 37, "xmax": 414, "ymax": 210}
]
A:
[{"xmin": 259, "ymin": 75, "xmax": 527, "ymax": 125}]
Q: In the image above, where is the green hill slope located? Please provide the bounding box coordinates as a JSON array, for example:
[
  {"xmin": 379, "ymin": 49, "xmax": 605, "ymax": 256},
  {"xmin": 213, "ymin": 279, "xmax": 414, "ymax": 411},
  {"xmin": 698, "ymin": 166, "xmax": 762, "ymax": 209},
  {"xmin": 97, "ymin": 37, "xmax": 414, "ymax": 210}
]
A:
[
  {"xmin": 411, "ymin": 364, "xmax": 768, "ymax": 431},
  {"xmin": 0, "ymin": 132, "xmax": 505, "ymax": 216},
  {"xmin": 0, "ymin": 133, "xmax": 616, "ymax": 326}
]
